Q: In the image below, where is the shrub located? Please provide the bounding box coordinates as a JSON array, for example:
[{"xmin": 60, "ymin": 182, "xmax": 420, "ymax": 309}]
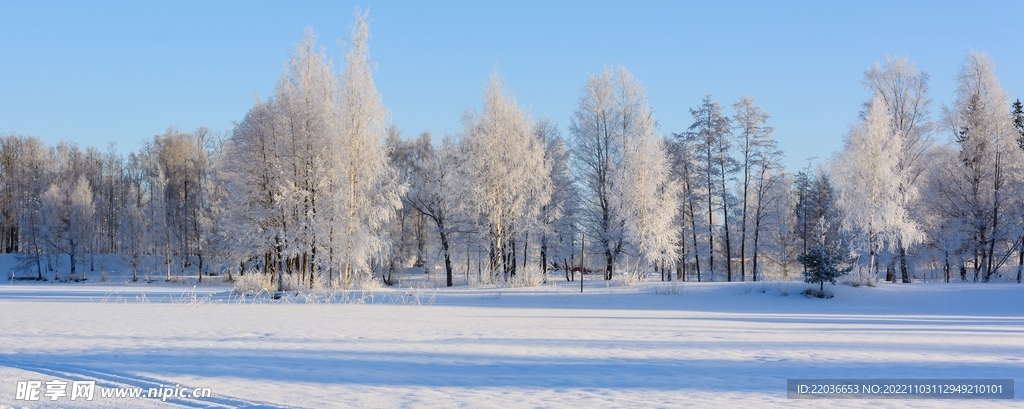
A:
[{"xmin": 232, "ymin": 271, "xmax": 273, "ymax": 294}]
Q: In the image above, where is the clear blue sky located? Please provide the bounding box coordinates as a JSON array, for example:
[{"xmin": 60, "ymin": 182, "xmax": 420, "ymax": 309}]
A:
[{"xmin": 2, "ymin": 0, "xmax": 1021, "ymax": 172}]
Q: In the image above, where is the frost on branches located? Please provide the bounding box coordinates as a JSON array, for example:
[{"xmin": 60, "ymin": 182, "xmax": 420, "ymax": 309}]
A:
[
  {"xmin": 835, "ymin": 93, "xmax": 920, "ymax": 283},
  {"xmin": 608, "ymin": 70, "xmax": 679, "ymax": 280},
  {"xmin": 219, "ymin": 11, "xmax": 402, "ymax": 290},
  {"xmin": 461, "ymin": 72, "xmax": 551, "ymax": 282}
]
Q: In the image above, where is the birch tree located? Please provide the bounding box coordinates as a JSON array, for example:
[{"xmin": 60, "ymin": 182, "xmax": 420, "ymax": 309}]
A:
[
  {"xmin": 863, "ymin": 55, "xmax": 933, "ymax": 283},
  {"xmin": 331, "ymin": 10, "xmax": 405, "ymax": 288},
  {"xmin": 920, "ymin": 145, "xmax": 972, "ymax": 282},
  {"xmin": 120, "ymin": 155, "xmax": 148, "ymax": 282},
  {"xmin": 610, "ymin": 75, "xmax": 678, "ymax": 280},
  {"xmin": 939, "ymin": 51, "xmax": 1021, "ymax": 281},
  {"xmin": 220, "ymin": 11, "xmax": 402, "ymax": 289},
  {"xmin": 275, "ymin": 28, "xmax": 338, "ymax": 288},
  {"xmin": 40, "ymin": 176, "xmax": 94, "ymax": 280},
  {"xmin": 404, "ymin": 132, "xmax": 462, "ymax": 286},
  {"xmin": 666, "ymin": 136, "xmax": 707, "ymax": 281},
  {"xmin": 835, "ymin": 93, "xmax": 909, "ymax": 282},
  {"xmin": 534, "ymin": 119, "xmax": 577, "ymax": 280},
  {"xmin": 461, "ymin": 72, "xmax": 550, "ymax": 281},
  {"xmin": 0, "ymin": 135, "xmax": 51, "ymax": 278},
  {"xmin": 220, "ymin": 97, "xmax": 288, "ymax": 284},
  {"xmin": 570, "ymin": 68, "xmax": 621, "ymax": 280},
  {"xmin": 570, "ymin": 66, "xmax": 659, "ymax": 280}
]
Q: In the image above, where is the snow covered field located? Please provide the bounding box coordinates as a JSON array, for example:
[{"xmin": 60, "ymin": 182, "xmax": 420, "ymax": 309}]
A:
[{"xmin": 1, "ymin": 279, "xmax": 1022, "ymax": 408}]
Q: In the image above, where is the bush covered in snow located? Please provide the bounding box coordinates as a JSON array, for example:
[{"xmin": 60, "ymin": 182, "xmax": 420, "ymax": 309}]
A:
[{"xmin": 232, "ymin": 271, "xmax": 274, "ymax": 294}]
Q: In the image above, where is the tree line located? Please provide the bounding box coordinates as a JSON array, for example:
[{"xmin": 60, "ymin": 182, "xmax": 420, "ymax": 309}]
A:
[{"xmin": 3, "ymin": 12, "xmax": 1023, "ymax": 288}]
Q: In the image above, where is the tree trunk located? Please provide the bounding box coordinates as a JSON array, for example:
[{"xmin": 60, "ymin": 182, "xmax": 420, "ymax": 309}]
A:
[
  {"xmin": 869, "ymin": 248, "xmax": 878, "ymax": 283},
  {"xmin": 1017, "ymin": 242, "xmax": 1022, "ymax": 284},
  {"xmin": 540, "ymin": 236, "xmax": 547, "ymax": 280},
  {"xmin": 677, "ymin": 236, "xmax": 686, "ymax": 281},
  {"xmin": 604, "ymin": 248, "xmax": 613, "ymax": 281},
  {"xmin": 985, "ymin": 157, "xmax": 1001, "ymax": 282},
  {"xmin": 722, "ymin": 181, "xmax": 733, "ymax": 282},
  {"xmin": 440, "ymin": 230, "xmax": 453, "ymax": 287},
  {"xmin": 943, "ymin": 251, "xmax": 950, "ymax": 284},
  {"xmin": 691, "ymin": 210, "xmax": 701, "ymax": 282},
  {"xmin": 752, "ymin": 207, "xmax": 763, "ymax": 282},
  {"xmin": 974, "ymin": 253, "xmax": 981, "ymax": 283},
  {"xmin": 580, "ymin": 234, "xmax": 586, "ymax": 292},
  {"xmin": 510, "ymin": 238, "xmax": 518, "ymax": 278},
  {"xmin": 707, "ymin": 197, "xmax": 714, "ymax": 281},
  {"xmin": 898, "ymin": 239, "xmax": 910, "ymax": 283}
]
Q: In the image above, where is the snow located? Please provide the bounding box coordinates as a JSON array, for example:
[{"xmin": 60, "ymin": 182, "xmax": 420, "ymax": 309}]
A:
[{"xmin": 1, "ymin": 275, "xmax": 1022, "ymax": 408}]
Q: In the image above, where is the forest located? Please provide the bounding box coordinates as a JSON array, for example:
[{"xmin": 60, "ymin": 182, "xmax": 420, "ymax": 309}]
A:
[{"xmin": 3, "ymin": 12, "xmax": 1024, "ymax": 290}]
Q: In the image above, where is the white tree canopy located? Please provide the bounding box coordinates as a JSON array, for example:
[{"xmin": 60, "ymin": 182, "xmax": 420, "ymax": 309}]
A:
[
  {"xmin": 609, "ymin": 71, "xmax": 678, "ymax": 276},
  {"xmin": 461, "ymin": 72, "xmax": 551, "ymax": 280},
  {"xmin": 835, "ymin": 93, "xmax": 920, "ymax": 279}
]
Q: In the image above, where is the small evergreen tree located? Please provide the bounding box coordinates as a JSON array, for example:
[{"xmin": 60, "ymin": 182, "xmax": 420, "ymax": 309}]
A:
[
  {"xmin": 1013, "ymin": 98, "xmax": 1023, "ymax": 150},
  {"xmin": 798, "ymin": 217, "xmax": 850, "ymax": 296}
]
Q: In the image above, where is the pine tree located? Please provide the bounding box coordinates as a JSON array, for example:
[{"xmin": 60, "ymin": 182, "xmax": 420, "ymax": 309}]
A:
[
  {"xmin": 798, "ymin": 217, "xmax": 851, "ymax": 296},
  {"xmin": 1013, "ymin": 98, "xmax": 1024, "ymax": 284},
  {"xmin": 1013, "ymin": 99, "xmax": 1023, "ymax": 150}
]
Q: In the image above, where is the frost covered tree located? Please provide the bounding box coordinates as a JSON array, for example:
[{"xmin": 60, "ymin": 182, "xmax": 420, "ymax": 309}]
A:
[
  {"xmin": 680, "ymin": 95, "xmax": 736, "ymax": 280},
  {"xmin": 666, "ymin": 135, "xmax": 707, "ymax": 281},
  {"xmin": 120, "ymin": 155, "xmax": 148, "ymax": 282},
  {"xmin": 1013, "ymin": 98, "xmax": 1024, "ymax": 283},
  {"xmin": 274, "ymin": 27, "xmax": 341, "ymax": 288},
  {"xmin": 328, "ymin": 10, "xmax": 404, "ymax": 289},
  {"xmin": 732, "ymin": 95, "xmax": 781, "ymax": 281},
  {"xmin": 40, "ymin": 176, "xmax": 94, "ymax": 280},
  {"xmin": 0, "ymin": 135, "xmax": 48, "ymax": 254},
  {"xmin": 919, "ymin": 145, "xmax": 972, "ymax": 282},
  {"xmin": 794, "ymin": 166, "xmax": 841, "ymax": 256},
  {"xmin": 403, "ymin": 132, "xmax": 462, "ymax": 286},
  {"xmin": 219, "ymin": 97, "xmax": 288, "ymax": 284},
  {"xmin": 570, "ymin": 68, "xmax": 622, "ymax": 280},
  {"xmin": 609, "ymin": 74, "xmax": 678, "ymax": 280},
  {"xmin": 220, "ymin": 11, "xmax": 402, "ymax": 289},
  {"xmin": 0, "ymin": 135, "xmax": 51, "ymax": 279},
  {"xmin": 461, "ymin": 72, "xmax": 550, "ymax": 281},
  {"xmin": 863, "ymin": 55, "xmax": 933, "ymax": 283},
  {"xmin": 141, "ymin": 128, "xmax": 214, "ymax": 281},
  {"xmin": 534, "ymin": 118, "xmax": 578, "ymax": 280},
  {"xmin": 571, "ymin": 66, "xmax": 661, "ymax": 280},
  {"xmin": 220, "ymin": 29, "xmax": 336, "ymax": 287},
  {"xmin": 938, "ymin": 51, "xmax": 1022, "ymax": 282},
  {"xmin": 746, "ymin": 147, "xmax": 785, "ymax": 282},
  {"xmin": 762, "ymin": 172, "xmax": 801, "ymax": 280},
  {"xmin": 835, "ymin": 93, "xmax": 913, "ymax": 282},
  {"xmin": 386, "ymin": 129, "xmax": 428, "ymax": 282}
]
